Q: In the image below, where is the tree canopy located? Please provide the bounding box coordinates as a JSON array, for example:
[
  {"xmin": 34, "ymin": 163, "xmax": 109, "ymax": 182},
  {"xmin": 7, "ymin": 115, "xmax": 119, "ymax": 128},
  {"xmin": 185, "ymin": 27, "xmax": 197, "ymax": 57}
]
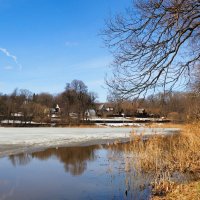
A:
[{"xmin": 103, "ymin": 0, "xmax": 200, "ymax": 98}]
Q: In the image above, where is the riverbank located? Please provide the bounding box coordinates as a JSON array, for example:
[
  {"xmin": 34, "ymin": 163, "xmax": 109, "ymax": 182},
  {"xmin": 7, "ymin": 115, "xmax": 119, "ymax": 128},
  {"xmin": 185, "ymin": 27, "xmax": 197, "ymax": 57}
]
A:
[
  {"xmin": 126, "ymin": 123, "xmax": 200, "ymax": 199},
  {"xmin": 0, "ymin": 127, "xmax": 179, "ymax": 157},
  {"xmin": 0, "ymin": 125, "xmax": 198, "ymax": 199},
  {"xmin": 152, "ymin": 181, "xmax": 200, "ymax": 200}
]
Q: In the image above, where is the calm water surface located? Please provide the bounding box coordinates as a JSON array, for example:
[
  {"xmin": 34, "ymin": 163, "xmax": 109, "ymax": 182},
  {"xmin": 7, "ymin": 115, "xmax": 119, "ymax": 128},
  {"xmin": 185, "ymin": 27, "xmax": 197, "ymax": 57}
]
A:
[{"xmin": 0, "ymin": 144, "xmax": 151, "ymax": 200}]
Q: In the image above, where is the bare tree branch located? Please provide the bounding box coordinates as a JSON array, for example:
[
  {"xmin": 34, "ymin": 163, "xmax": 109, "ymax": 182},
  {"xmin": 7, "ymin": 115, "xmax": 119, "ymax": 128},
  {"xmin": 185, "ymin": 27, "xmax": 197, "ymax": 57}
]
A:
[{"xmin": 102, "ymin": 0, "xmax": 200, "ymax": 99}]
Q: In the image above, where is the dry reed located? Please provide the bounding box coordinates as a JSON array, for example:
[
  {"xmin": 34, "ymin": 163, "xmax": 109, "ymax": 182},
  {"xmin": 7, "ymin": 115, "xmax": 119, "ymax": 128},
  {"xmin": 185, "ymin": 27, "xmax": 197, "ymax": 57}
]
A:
[{"xmin": 127, "ymin": 123, "xmax": 200, "ymax": 197}]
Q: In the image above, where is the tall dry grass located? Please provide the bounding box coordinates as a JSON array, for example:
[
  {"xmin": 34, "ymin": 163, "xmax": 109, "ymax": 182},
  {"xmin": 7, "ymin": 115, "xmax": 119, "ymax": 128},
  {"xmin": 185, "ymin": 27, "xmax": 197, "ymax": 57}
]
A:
[{"xmin": 125, "ymin": 123, "xmax": 200, "ymax": 196}]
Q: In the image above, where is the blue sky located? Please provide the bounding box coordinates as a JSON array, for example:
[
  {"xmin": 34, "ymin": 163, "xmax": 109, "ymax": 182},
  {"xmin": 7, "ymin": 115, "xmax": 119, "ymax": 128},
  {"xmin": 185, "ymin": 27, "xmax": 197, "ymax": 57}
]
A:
[{"xmin": 0, "ymin": 0, "xmax": 131, "ymax": 101}]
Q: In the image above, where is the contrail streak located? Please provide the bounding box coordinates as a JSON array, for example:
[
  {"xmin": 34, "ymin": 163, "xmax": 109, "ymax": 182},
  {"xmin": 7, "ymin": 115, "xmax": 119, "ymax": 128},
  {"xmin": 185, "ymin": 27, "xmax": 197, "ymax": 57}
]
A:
[{"xmin": 0, "ymin": 47, "xmax": 22, "ymax": 70}]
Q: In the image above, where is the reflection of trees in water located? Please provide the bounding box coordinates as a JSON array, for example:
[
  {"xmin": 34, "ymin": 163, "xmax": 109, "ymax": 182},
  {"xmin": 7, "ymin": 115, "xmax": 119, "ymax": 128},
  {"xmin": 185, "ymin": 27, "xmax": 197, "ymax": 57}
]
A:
[
  {"xmin": 33, "ymin": 146, "xmax": 98, "ymax": 175},
  {"xmin": 9, "ymin": 145, "xmax": 99, "ymax": 176},
  {"xmin": 9, "ymin": 153, "xmax": 32, "ymax": 166},
  {"xmin": 8, "ymin": 143, "xmax": 152, "ymax": 198},
  {"xmin": 104, "ymin": 143, "xmax": 152, "ymax": 199}
]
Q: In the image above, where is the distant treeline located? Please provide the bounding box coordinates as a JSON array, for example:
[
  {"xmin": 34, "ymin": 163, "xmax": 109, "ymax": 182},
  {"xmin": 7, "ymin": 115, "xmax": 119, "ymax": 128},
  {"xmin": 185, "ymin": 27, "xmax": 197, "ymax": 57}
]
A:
[
  {"xmin": 101, "ymin": 91, "xmax": 200, "ymax": 122},
  {"xmin": 0, "ymin": 80, "xmax": 200, "ymax": 126},
  {"xmin": 0, "ymin": 80, "xmax": 97, "ymax": 126}
]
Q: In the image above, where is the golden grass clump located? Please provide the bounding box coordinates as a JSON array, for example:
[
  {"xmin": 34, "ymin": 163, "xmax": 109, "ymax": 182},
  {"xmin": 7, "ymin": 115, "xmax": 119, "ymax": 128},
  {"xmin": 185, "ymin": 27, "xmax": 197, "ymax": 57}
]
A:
[
  {"xmin": 128, "ymin": 123, "xmax": 200, "ymax": 196},
  {"xmin": 152, "ymin": 181, "xmax": 200, "ymax": 200}
]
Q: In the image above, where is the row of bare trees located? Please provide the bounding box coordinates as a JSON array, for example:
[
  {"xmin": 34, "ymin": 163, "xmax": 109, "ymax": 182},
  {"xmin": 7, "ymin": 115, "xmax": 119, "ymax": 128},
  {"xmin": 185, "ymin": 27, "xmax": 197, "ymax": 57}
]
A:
[
  {"xmin": 0, "ymin": 80, "xmax": 97, "ymax": 126},
  {"xmin": 108, "ymin": 90, "xmax": 200, "ymax": 122},
  {"xmin": 1, "ymin": 79, "xmax": 199, "ymax": 125},
  {"xmin": 0, "ymin": 89, "xmax": 50, "ymax": 124}
]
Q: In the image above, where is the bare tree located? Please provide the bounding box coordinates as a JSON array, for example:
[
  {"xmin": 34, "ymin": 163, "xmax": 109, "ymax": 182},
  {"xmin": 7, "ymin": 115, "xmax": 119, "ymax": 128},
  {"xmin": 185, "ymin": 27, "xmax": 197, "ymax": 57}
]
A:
[
  {"xmin": 190, "ymin": 65, "xmax": 200, "ymax": 94},
  {"xmin": 69, "ymin": 79, "xmax": 88, "ymax": 94},
  {"xmin": 103, "ymin": 0, "xmax": 200, "ymax": 98},
  {"xmin": 35, "ymin": 93, "xmax": 54, "ymax": 108},
  {"xmin": 63, "ymin": 80, "xmax": 97, "ymax": 124}
]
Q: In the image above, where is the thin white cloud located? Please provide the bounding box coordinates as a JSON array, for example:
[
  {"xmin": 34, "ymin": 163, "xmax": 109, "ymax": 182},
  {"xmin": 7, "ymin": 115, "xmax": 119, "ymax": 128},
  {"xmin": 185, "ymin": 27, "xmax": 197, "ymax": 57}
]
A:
[
  {"xmin": 71, "ymin": 56, "xmax": 112, "ymax": 70},
  {"xmin": 0, "ymin": 47, "xmax": 22, "ymax": 70},
  {"xmin": 4, "ymin": 65, "xmax": 13, "ymax": 70},
  {"xmin": 65, "ymin": 41, "xmax": 79, "ymax": 47}
]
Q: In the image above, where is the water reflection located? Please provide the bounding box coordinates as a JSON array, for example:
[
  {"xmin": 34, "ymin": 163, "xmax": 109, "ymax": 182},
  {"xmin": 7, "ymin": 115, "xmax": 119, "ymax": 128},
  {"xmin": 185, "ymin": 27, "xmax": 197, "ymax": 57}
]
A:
[
  {"xmin": 2, "ymin": 140, "xmax": 197, "ymax": 200},
  {"xmin": 9, "ymin": 145, "xmax": 99, "ymax": 176},
  {"xmin": 9, "ymin": 153, "xmax": 32, "ymax": 166},
  {"xmin": 2, "ymin": 143, "xmax": 153, "ymax": 199}
]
